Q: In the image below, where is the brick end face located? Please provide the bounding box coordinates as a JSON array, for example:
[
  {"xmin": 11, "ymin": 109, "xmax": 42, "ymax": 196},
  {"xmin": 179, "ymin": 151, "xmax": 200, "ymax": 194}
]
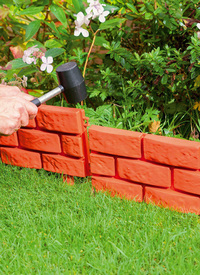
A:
[
  {"xmin": 145, "ymin": 187, "xmax": 200, "ymax": 215},
  {"xmin": 89, "ymin": 125, "xmax": 143, "ymax": 158},
  {"xmin": 92, "ymin": 176, "xmax": 143, "ymax": 202}
]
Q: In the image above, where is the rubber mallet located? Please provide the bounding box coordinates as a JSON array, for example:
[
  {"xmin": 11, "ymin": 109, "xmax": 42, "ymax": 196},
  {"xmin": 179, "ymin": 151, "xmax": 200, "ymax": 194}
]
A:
[{"xmin": 31, "ymin": 61, "xmax": 87, "ymax": 106}]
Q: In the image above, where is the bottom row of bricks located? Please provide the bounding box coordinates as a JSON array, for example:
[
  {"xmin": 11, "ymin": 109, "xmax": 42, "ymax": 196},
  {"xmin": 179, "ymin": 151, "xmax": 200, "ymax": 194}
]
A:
[
  {"xmin": 92, "ymin": 176, "xmax": 200, "ymax": 215},
  {"xmin": 0, "ymin": 147, "xmax": 86, "ymax": 178}
]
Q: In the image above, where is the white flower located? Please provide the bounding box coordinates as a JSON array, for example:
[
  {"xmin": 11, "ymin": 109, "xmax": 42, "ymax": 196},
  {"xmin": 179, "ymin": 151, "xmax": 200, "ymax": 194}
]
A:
[
  {"xmin": 86, "ymin": 0, "xmax": 109, "ymax": 22},
  {"xmin": 74, "ymin": 12, "xmax": 90, "ymax": 37},
  {"xmin": 98, "ymin": 10, "xmax": 110, "ymax": 23},
  {"xmin": 40, "ymin": 56, "xmax": 53, "ymax": 73},
  {"xmin": 22, "ymin": 45, "xmax": 39, "ymax": 65},
  {"xmin": 197, "ymin": 23, "xmax": 200, "ymax": 30}
]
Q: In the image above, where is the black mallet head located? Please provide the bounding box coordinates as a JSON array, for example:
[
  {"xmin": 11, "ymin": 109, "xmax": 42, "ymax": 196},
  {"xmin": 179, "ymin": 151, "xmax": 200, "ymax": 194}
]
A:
[{"xmin": 31, "ymin": 61, "xmax": 88, "ymax": 106}]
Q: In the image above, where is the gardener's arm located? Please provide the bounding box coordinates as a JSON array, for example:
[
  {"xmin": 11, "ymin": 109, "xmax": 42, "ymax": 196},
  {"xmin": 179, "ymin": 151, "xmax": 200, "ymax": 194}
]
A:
[{"xmin": 0, "ymin": 85, "xmax": 38, "ymax": 136}]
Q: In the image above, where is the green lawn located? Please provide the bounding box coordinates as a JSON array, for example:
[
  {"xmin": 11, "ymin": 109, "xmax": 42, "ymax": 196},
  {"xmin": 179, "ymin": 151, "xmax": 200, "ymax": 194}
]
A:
[{"xmin": 0, "ymin": 161, "xmax": 200, "ymax": 274}]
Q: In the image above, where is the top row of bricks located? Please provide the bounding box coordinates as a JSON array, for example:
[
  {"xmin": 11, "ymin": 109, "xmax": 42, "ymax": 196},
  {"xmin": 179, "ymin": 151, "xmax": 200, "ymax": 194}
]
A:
[
  {"xmin": 27, "ymin": 105, "xmax": 88, "ymax": 134},
  {"xmin": 89, "ymin": 125, "xmax": 200, "ymax": 170}
]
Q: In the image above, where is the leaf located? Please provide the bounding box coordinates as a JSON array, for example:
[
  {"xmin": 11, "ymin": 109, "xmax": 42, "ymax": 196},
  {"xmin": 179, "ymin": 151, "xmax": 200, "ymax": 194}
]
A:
[
  {"xmin": 25, "ymin": 20, "xmax": 41, "ymax": 41},
  {"xmin": 148, "ymin": 120, "xmax": 161, "ymax": 134},
  {"xmin": 26, "ymin": 89, "xmax": 44, "ymax": 97},
  {"xmin": 145, "ymin": 13, "xmax": 153, "ymax": 20},
  {"xmin": 194, "ymin": 75, "xmax": 200, "ymax": 87},
  {"xmin": 45, "ymin": 39, "xmax": 63, "ymax": 48},
  {"xmin": 45, "ymin": 48, "xmax": 65, "ymax": 58},
  {"xmin": 18, "ymin": 67, "xmax": 38, "ymax": 77},
  {"xmin": 18, "ymin": 6, "xmax": 44, "ymax": 15},
  {"xmin": 161, "ymin": 74, "xmax": 168, "ymax": 84},
  {"xmin": 126, "ymin": 3, "xmax": 138, "ymax": 13},
  {"xmin": 72, "ymin": 0, "xmax": 84, "ymax": 13},
  {"xmin": 99, "ymin": 18, "xmax": 127, "ymax": 30},
  {"xmin": 10, "ymin": 45, "xmax": 24, "ymax": 58},
  {"xmin": 45, "ymin": 21, "xmax": 62, "ymax": 39},
  {"xmin": 104, "ymin": 4, "xmax": 119, "ymax": 13},
  {"xmin": 8, "ymin": 58, "xmax": 28, "ymax": 69},
  {"xmin": 50, "ymin": 4, "xmax": 67, "ymax": 28},
  {"xmin": 94, "ymin": 36, "xmax": 109, "ymax": 46}
]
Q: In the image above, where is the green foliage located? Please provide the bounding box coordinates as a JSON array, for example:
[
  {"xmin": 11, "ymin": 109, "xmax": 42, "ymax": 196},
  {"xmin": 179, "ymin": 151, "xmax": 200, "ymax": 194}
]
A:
[{"xmin": 0, "ymin": 0, "xmax": 200, "ymax": 138}]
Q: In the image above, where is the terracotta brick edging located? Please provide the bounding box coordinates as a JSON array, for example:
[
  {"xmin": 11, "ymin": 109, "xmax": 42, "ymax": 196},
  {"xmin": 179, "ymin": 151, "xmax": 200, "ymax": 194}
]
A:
[
  {"xmin": 89, "ymin": 125, "xmax": 200, "ymax": 215},
  {"xmin": 1, "ymin": 105, "xmax": 200, "ymax": 215},
  {"xmin": 0, "ymin": 105, "xmax": 90, "ymax": 178}
]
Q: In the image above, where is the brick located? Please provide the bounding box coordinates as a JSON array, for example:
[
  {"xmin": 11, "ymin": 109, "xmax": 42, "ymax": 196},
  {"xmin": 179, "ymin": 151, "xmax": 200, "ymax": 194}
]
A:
[
  {"xmin": 174, "ymin": 169, "xmax": 200, "ymax": 195},
  {"xmin": 23, "ymin": 119, "xmax": 36, "ymax": 128},
  {"xmin": 92, "ymin": 176, "xmax": 143, "ymax": 201},
  {"xmin": 117, "ymin": 158, "xmax": 171, "ymax": 187},
  {"xmin": 144, "ymin": 134, "xmax": 200, "ymax": 169},
  {"xmin": 90, "ymin": 153, "xmax": 115, "ymax": 176},
  {"xmin": 61, "ymin": 134, "xmax": 84, "ymax": 157},
  {"xmin": 145, "ymin": 186, "xmax": 200, "ymax": 215},
  {"xmin": 0, "ymin": 132, "xmax": 18, "ymax": 146},
  {"xmin": 18, "ymin": 129, "xmax": 61, "ymax": 153},
  {"xmin": 36, "ymin": 105, "xmax": 85, "ymax": 134},
  {"xmin": 0, "ymin": 147, "xmax": 41, "ymax": 169},
  {"xmin": 89, "ymin": 125, "xmax": 143, "ymax": 158},
  {"xmin": 42, "ymin": 154, "xmax": 86, "ymax": 177}
]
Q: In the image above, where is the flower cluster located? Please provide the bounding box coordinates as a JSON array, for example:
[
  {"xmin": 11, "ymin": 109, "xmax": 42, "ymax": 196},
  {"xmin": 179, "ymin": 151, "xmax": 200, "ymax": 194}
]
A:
[
  {"xmin": 74, "ymin": 0, "xmax": 109, "ymax": 37},
  {"xmin": 22, "ymin": 45, "xmax": 53, "ymax": 73}
]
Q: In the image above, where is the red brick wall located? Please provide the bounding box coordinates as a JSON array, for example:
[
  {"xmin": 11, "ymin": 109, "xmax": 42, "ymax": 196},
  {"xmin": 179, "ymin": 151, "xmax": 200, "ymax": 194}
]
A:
[
  {"xmin": 0, "ymin": 105, "xmax": 90, "ymax": 178},
  {"xmin": 1, "ymin": 106, "xmax": 200, "ymax": 215},
  {"xmin": 89, "ymin": 125, "xmax": 200, "ymax": 215}
]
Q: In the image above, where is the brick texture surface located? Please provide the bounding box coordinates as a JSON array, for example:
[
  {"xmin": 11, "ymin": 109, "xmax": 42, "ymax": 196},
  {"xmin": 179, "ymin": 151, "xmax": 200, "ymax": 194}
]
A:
[
  {"xmin": 18, "ymin": 129, "xmax": 61, "ymax": 153},
  {"xmin": 92, "ymin": 176, "xmax": 143, "ymax": 201},
  {"xmin": 145, "ymin": 186, "xmax": 200, "ymax": 214},
  {"xmin": 37, "ymin": 105, "xmax": 85, "ymax": 134},
  {"xmin": 90, "ymin": 153, "xmax": 115, "ymax": 176},
  {"xmin": 117, "ymin": 158, "xmax": 171, "ymax": 187},
  {"xmin": 1, "ymin": 147, "xmax": 42, "ymax": 169},
  {"xmin": 174, "ymin": 169, "xmax": 200, "ymax": 195},
  {"xmin": 89, "ymin": 125, "xmax": 144, "ymax": 158},
  {"xmin": 61, "ymin": 134, "xmax": 84, "ymax": 157},
  {"xmin": 0, "ymin": 133, "xmax": 18, "ymax": 147},
  {"xmin": 144, "ymin": 134, "xmax": 200, "ymax": 169},
  {"xmin": 23, "ymin": 119, "xmax": 36, "ymax": 128},
  {"xmin": 42, "ymin": 154, "xmax": 86, "ymax": 177}
]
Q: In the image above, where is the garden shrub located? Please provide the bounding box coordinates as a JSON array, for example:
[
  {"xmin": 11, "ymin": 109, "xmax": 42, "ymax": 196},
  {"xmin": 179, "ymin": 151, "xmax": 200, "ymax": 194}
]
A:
[{"xmin": 0, "ymin": 0, "xmax": 200, "ymax": 139}]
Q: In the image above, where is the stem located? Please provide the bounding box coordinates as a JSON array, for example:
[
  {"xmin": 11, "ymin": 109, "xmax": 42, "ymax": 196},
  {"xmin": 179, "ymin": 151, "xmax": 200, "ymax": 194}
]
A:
[
  {"xmin": 81, "ymin": 29, "xmax": 100, "ymax": 106},
  {"xmin": 154, "ymin": 0, "xmax": 157, "ymax": 9},
  {"xmin": 83, "ymin": 29, "xmax": 100, "ymax": 78}
]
